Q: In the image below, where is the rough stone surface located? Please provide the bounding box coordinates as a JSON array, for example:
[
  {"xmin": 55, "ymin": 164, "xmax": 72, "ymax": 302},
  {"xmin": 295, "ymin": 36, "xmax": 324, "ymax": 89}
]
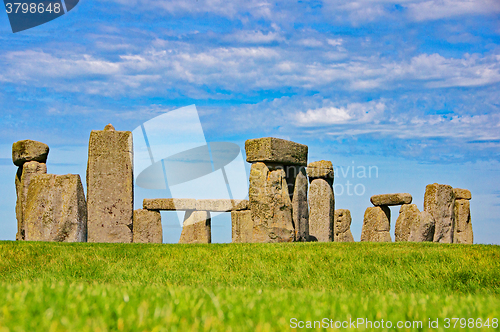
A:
[
  {"xmin": 24, "ymin": 174, "xmax": 87, "ymax": 242},
  {"xmin": 12, "ymin": 140, "xmax": 49, "ymax": 167},
  {"xmin": 15, "ymin": 161, "xmax": 47, "ymax": 240},
  {"xmin": 144, "ymin": 198, "xmax": 197, "ymax": 211},
  {"xmin": 395, "ymin": 204, "xmax": 419, "ymax": 242},
  {"xmin": 133, "ymin": 209, "xmax": 162, "ymax": 244},
  {"xmin": 245, "ymin": 137, "xmax": 308, "ymax": 166},
  {"xmin": 308, "ymin": 178, "xmax": 334, "ymax": 242},
  {"xmin": 196, "ymin": 199, "xmax": 249, "ymax": 212},
  {"xmin": 453, "ymin": 188, "xmax": 471, "ymax": 200},
  {"xmin": 231, "ymin": 210, "xmax": 253, "ymax": 243},
  {"xmin": 360, "ymin": 206, "xmax": 392, "ymax": 242},
  {"xmin": 370, "ymin": 193, "xmax": 412, "ymax": 206},
  {"xmin": 306, "ymin": 160, "xmax": 334, "ymax": 179},
  {"xmin": 87, "ymin": 126, "xmax": 133, "ymax": 243},
  {"xmin": 424, "ymin": 183, "xmax": 455, "ymax": 243},
  {"xmin": 292, "ymin": 169, "xmax": 309, "ymax": 242},
  {"xmin": 408, "ymin": 211, "xmax": 435, "ymax": 242},
  {"xmin": 249, "ymin": 162, "xmax": 295, "ymax": 243},
  {"xmin": 334, "ymin": 209, "xmax": 354, "ymax": 242},
  {"xmin": 179, "ymin": 211, "xmax": 211, "ymax": 244},
  {"xmin": 454, "ymin": 200, "xmax": 473, "ymax": 244}
]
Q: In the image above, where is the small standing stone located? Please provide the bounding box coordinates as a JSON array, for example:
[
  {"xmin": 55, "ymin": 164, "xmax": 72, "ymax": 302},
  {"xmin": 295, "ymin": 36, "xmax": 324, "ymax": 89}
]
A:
[
  {"xmin": 292, "ymin": 168, "xmax": 309, "ymax": 242},
  {"xmin": 334, "ymin": 209, "xmax": 354, "ymax": 242},
  {"xmin": 308, "ymin": 178, "xmax": 334, "ymax": 242},
  {"xmin": 179, "ymin": 210, "xmax": 211, "ymax": 244},
  {"xmin": 408, "ymin": 211, "xmax": 435, "ymax": 242},
  {"xmin": 12, "ymin": 140, "xmax": 49, "ymax": 167},
  {"xmin": 361, "ymin": 206, "xmax": 391, "ymax": 242},
  {"xmin": 231, "ymin": 210, "xmax": 253, "ymax": 243},
  {"xmin": 454, "ymin": 199, "xmax": 473, "ymax": 244},
  {"xmin": 133, "ymin": 209, "xmax": 163, "ymax": 244},
  {"xmin": 395, "ymin": 204, "xmax": 420, "ymax": 242},
  {"xmin": 424, "ymin": 183, "xmax": 455, "ymax": 243}
]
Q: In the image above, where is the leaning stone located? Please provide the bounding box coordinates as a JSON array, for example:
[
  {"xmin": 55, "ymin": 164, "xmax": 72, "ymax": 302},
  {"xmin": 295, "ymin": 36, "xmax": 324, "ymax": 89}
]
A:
[
  {"xmin": 395, "ymin": 204, "xmax": 419, "ymax": 242},
  {"xmin": 196, "ymin": 199, "xmax": 249, "ymax": 212},
  {"xmin": 133, "ymin": 209, "xmax": 162, "ymax": 244},
  {"xmin": 179, "ymin": 211, "xmax": 211, "ymax": 244},
  {"xmin": 360, "ymin": 206, "xmax": 391, "ymax": 242},
  {"xmin": 12, "ymin": 140, "xmax": 49, "ymax": 167},
  {"xmin": 424, "ymin": 183, "xmax": 455, "ymax": 243},
  {"xmin": 249, "ymin": 162, "xmax": 295, "ymax": 243},
  {"xmin": 245, "ymin": 137, "xmax": 308, "ymax": 166},
  {"xmin": 306, "ymin": 160, "xmax": 334, "ymax": 179},
  {"xmin": 144, "ymin": 198, "xmax": 197, "ymax": 211},
  {"xmin": 231, "ymin": 210, "xmax": 253, "ymax": 243},
  {"xmin": 308, "ymin": 178, "xmax": 334, "ymax": 242},
  {"xmin": 453, "ymin": 188, "xmax": 471, "ymax": 200},
  {"xmin": 454, "ymin": 200, "xmax": 473, "ymax": 244},
  {"xmin": 292, "ymin": 168, "xmax": 309, "ymax": 242},
  {"xmin": 334, "ymin": 209, "xmax": 354, "ymax": 242},
  {"xmin": 370, "ymin": 193, "xmax": 412, "ymax": 206},
  {"xmin": 408, "ymin": 211, "xmax": 435, "ymax": 242},
  {"xmin": 15, "ymin": 161, "xmax": 47, "ymax": 240},
  {"xmin": 87, "ymin": 125, "xmax": 133, "ymax": 243},
  {"xmin": 24, "ymin": 174, "xmax": 87, "ymax": 242}
]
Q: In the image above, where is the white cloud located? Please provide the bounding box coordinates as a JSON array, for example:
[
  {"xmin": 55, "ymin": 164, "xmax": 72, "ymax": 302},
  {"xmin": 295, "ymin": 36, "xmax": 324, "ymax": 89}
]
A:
[{"xmin": 295, "ymin": 101, "xmax": 386, "ymax": 126}]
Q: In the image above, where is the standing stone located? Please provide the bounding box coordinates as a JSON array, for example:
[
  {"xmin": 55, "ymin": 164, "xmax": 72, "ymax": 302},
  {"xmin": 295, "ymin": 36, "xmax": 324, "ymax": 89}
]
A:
[
  {"xmin": 87, "ymin": 124, "xmax": 133, "ymax": 243},
  {"xmin": 424, "ymin": 183, "xmax": 455, "ymax": 243},
  {"xmin": 308, "ymin": 178, "xmax": 334, "ymax": 242},
  {"xmin": 249, "ymin": 162, "xmax": 295, "ymax": 243},
  {"xmin": 454, "ymin": 200, "xmax": 473, "ymax": 244},
  {"xmin": 24, "ymin": 174, "xmax": 87, "ymax": 242},
  {"xmin": 292, "ymin": 168, "xmax": 309, "ymax": 242},
  {"xmin": 179, "ymin": 210, "xmax": 211, "ymax": 244},
  {"xmin": 231, "ymin": 210, "xmax": 253, "ymax": 243},
  {"xmin": 12, "ymin": 140, "xmax": 49, "ymax": 167},
  {"xmin": 361, "ymin": 206, "xmax": 391, "ymax": 242},
  {"xmin": 395, "ymin": 204, "xmax": 420, "ymax": 242},
  {"xmin": 334, "ymin": 209, "xmax": 354, "ymax": 242},
  {"xmin": 133, "ymin": 209, "xmax": 162, "ymax": 244},
  {"xmin": 408, "ymin": 211, "xmax": 435, "ymax": 242}
]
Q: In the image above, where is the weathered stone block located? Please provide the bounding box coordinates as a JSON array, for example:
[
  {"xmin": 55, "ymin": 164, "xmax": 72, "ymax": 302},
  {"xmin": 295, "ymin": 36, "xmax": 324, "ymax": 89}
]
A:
[
  {"xmin": 292, "ymin": 169, "xmax": 309, "ymax": 242},
  {"xmin": 454, "ymin": 200, "xmax": 473, "ymax": 244},
  {"xmin": 231, "ymin": 210, "xmax": 253, "ymax": 243},
  {"xmin": 144, "ymin": 198, "xmax": 197, "ymax": 211},
  {"xmin": 408, "ymin": 211, "xmax": 435, "ymax": 242},
  {"xmin": 179, "ymin": 211, "xmax": 211, "ymax": 244},
  {"xmin": 196, "ymin": 199, "xmax": 249, "ymax": 212},
  {"xmin": 245, "ymin": 137, "xmax": 308, "ymax": 166},
  {"xmin": 308, "ymin": 178, "xmax": 334, "ymax": 242},
  {"xmin": 306, "ymin": 160, "xmax": 334, "ymax": 179},
  {"xmin": 334, "ymin": 209, "xmax": 354, "ymax": 242},
  {"xmin": 133, "ymin": 209, "xmax": 162, "ymax": 244},
  {"xmin": 12, "ymin": 140, "xmax": 49, "ymax": 167},
  {"xmin": 395, "ymin": 204, "xmax": 419, "ymax": 242},
  {"xmin": 361, "ymin": 206, "xmax": 391, "ymax": 242},
  {"xmin": 87, "ymin": 125, "xmax": 133, "ymax": 243},
  {"xmin": 424, "ymin": 183, "xmax": 455, "ymax": 243},
  {"xmin": 24, "ymin": 174, "xmax": 87, "ymax": 242},
  {"xmin": 370, "ymin": 193, "xmax": 412, "ymax": 206},
  {"xmin": 249, "ymin": 162, "xmax": 295, "ymax": 243},
  {"xmin": 453, "ymin": 188, "xmax": 471, "ymax": 200}
]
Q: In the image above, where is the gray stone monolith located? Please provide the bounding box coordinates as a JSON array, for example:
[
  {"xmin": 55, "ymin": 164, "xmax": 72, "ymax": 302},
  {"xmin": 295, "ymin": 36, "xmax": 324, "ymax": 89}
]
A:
[
  {"xmin": 395, "ymin": 204, "xmax": 420, "ymax": 242},
  {"xmin": 231, "ymin": 210, "xmax": 253, "ymax": 243},
  {"xmin": 87, "ymin": 124, "xmax": 133, "ymax": 243},
  {"xmin": 334, "ymin": 209, "xmax": 354, "ymax": 242},
  {"xmin": 424, "ymin": 183, "xmax": 455, "ymax": 243},
  {"xmin": 361, "ymin": 206, "xmax": 391, "ymax": 242},
  {"xmin": 454, "ymin": 199, "xmax": 473, "ymax": 244},
  {"xmin": 292, "ymin": 168, "xmax": 309, "ymax": 242},
  {"xmin": 24, "ymin": 174, "xmax": 87, "ymax": 242},
  {"xmin": 133, "ymin": 209, "xmax": 162, "ymax": 244},
  {"xmin": 179, "ymin": 210, "xmax": 211, "ymax": 244},
  {"xmin": 308, "ymin": 178, "xmax": 334, "ymax": 242},
  {"xmin": 408, "ymin": 211, "xmax": 435, "ymax": 242}
]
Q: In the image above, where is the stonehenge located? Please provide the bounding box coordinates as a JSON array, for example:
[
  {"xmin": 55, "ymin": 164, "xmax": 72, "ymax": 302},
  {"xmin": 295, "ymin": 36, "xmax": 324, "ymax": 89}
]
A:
[{"xmin": 307, "ymin": 161, "xmax": 334, "ymax": 242}]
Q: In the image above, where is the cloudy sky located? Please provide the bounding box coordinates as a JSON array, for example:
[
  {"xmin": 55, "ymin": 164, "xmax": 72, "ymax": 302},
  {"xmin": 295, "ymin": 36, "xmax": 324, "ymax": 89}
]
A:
[{"xmin": 0, "ymin": 0, "xmax": 499, "ymax": 243}]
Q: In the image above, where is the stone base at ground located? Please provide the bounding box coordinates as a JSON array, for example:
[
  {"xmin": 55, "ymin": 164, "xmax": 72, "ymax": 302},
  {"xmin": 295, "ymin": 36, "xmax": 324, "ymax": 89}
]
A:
[
  {"xmin": 361, "ymin": 206, "xmax": 391, "ymax": 242},
  {"xmin": 454, "ymin": 199, "xmax": 473, "ymax": 244},
  {"xmin": 395, "ymin": 204, "xmax": 419, "ymax": 242},
  {"xmin": 424, "ymin": 183, "xmax": 455, "ymax": 243},
  {"xmin": 179, "ymin": 211, "xmax": 211, "ymax": 244},
  {"xmin": 292, "ymin": 169, "xmax": 309, "ymax": 242},
  {"xmin": 334, "ymin": 209, "xmax": 354, "ymax": 242},
  {"xmin": 308, "ymin": 178, "xmax": 334, "ymax": 242},
  {"xmin": 133, "ymin": 209, "xmax": 162, "ymax": 244},
  {"xmin": 408, "ymin": 211, "xmax": 435, "ymax": 242},
  {"xmin": 231, "ymin": 210, "xmax": 253, "ymax": 243}
]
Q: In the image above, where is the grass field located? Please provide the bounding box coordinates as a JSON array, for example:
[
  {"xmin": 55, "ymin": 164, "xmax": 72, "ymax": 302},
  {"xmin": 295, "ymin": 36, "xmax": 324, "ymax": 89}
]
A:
[{"xmin": 0, "ymin": 241, "xmax": 499, "ymax": 331}]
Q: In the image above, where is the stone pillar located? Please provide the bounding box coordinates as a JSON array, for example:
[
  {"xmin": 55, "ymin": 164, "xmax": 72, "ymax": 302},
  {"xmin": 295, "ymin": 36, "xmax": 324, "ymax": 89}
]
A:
[
  {"xmin": 395, "ymin": 204, "xmax": 420, "ymax": 242},
  {"xmin": 307, "ymin": 161, "xmax": 334, "ymax": 242},
  {"xmin": 179, "ymin": 210, "xmax": 211, "ymax": 244},
  {"xmin": 231, "ymin": 210, "xmax": 253, "ymax": 243},
  {"xmin": 408, "ymin": 211, "xmax": 435, "ymax": 242},
  {"xmin": 453, "ymin": 188, "xmax": 473, "ymax": 244},
  {"xmin": 361, "ymin": 206, "xmax": 391, "ymax": 242},
  {"xmin": 424, "ymin": 183, "xmax": 455, "ymax": 243},
  {"xmin": 292, "ymin": 168, "xmax": 309, "ymax": 242},
  {"xmin": 24, "ymin": 174, "xmax": 87, "ymax": 242},
  {"xmin": 334, "ymin": 209, "xmax": 354, "ymax": 242},
  {"xmin": 87, "ymin": 124, "xmax": 133, "ymax": 243},
  {"xmin": 12, "ymin": 140, "xmax": 49, "ymax": 241},
  {"xmin": 133, "ymin": 209, "xmax": 162, "ymax": 244}
]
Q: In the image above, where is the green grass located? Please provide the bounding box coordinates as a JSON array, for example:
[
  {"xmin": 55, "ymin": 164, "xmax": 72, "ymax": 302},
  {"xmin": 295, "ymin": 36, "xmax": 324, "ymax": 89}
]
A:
[{"xmin": 0, "ymin": 241, "xmax": 499, "ymax": 331}]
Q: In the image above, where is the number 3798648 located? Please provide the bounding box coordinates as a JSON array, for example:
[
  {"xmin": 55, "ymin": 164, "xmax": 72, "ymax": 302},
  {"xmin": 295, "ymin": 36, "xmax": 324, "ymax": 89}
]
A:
[{"xmin": 6, "ymin": 2, "xmax": 61, "ymax": 14}]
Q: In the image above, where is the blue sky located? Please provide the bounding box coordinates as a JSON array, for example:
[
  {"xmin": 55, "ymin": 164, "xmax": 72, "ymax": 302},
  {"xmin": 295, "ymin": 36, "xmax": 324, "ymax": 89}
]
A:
[{"xmin": 0, "ymin": 0, "xmax": 499, "ymax": 244}]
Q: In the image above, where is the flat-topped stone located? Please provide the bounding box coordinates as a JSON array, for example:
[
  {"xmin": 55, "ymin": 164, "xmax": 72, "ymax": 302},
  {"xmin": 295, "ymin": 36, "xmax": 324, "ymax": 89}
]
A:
[
  {"xmin": 245, "ymin": 137, "xmax": 308, "ymax": 166},
  {"xmin": 453, "ymin": 188, "xmax": 471, "ymax": 200},
  {"xmin": 196, "ymin": 199, "xmax": 249, "ymax": 212},
  {"xmin": 144, "ymin": 198, "xmax": 196, "ymax": 211},
  {"xmin": 306, "ymin": 160, "xmax": 334, "ymax": 179},
  {"xmin": 370, "ymin": 193, "xmax": 412, "ymax": 206},
  {"xmin": 12, "ymin": 140, "xmax": 49, "ymax": 167}
]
